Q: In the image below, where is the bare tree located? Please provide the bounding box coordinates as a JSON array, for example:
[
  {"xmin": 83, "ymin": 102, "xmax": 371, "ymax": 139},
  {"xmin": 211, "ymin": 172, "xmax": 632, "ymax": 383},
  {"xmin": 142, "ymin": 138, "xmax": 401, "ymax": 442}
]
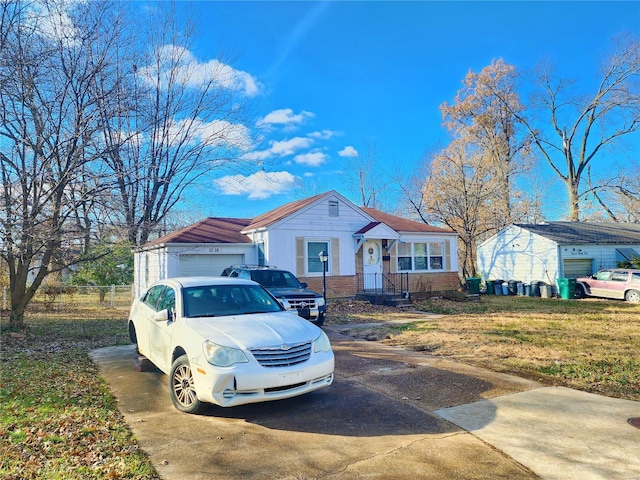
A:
[
  {"xmin": 340, "ymin": 142, "xmax": 390, "ymax": 209},
  {"xmin": 0, "ymin": 0, "xmax": 120, "ymax": 328},
  {"xmin": 420, "ymin": 139, "xmax": 505, "ymax": 278},
  {"xmin": 495, "ymin": 34, "xmax": 640, "ymax": 221},
  {"xmin": 440, "ymin": 58, "xmax": 531, "ymax": 223},
  {"xmin": 96, "ymin": 3, "xmax": 255, "ymax": 245}
]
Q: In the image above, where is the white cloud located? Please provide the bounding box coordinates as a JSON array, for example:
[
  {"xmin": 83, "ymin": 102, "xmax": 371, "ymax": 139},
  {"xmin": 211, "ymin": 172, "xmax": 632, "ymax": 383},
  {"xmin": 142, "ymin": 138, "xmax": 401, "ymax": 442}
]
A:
[
  {"xmin": 294, "ymin": 151, "xmax": 328, "ymax": 167},
  {"xmin": 339, "ymin": 146, "xmax": 358, "ymax": 157},
  {"xmin": 308, "ymin": 130, "xmax": 340, "ymax": 140},
  {"xmin": 139, "ymin": 45, "xmax": 261, "ymax": 96},
  {"xmin": 270, "ymin": 137, "xmax": 314, "ymax": 156},
  {"xmin": 161, "ymin": 118, "xmax": 252, "ymax": 151},
  {"xmin": 214, "ymin": 171, "xmax": 298, "ymax": 199},
  {"xmin": 258, "ymin": 109, "xmax": 314, "ymax": 127}
]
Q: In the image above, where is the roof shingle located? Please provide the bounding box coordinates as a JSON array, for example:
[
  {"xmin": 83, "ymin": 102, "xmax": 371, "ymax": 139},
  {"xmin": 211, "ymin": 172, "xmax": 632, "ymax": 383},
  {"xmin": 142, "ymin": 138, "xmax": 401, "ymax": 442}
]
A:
[
  {"xmin": 143, "ymin": 218, "xmax": 253, "ymax": 247},
  {"xmin": 516, "ymin": 222, "xmax": 640, "ymax": 244}
]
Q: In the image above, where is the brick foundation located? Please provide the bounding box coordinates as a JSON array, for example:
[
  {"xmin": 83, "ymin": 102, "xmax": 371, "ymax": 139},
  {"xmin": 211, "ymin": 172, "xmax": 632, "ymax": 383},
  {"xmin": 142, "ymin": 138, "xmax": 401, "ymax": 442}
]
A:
[{"xmin": 299, "ymin": 271, "xmax": 460, "ymax": 299}]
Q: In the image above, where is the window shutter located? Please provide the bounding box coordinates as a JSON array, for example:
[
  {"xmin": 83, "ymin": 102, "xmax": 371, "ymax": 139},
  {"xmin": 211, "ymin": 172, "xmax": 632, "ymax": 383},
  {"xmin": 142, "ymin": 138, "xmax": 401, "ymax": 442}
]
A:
[
  {"xmin": 331, "ymin": 238, "xmax": 340, "ymax": 275},
  {"xmin": 296, "ymin": 237, "xmax": 304, "ymax": 276},
  {"xmin": 444, "ymin": 240, "xmax": 451, "ymax": 271},
  {"xmin": 390, "ymin": 243, "xmax": 397, "ymax": 273}
]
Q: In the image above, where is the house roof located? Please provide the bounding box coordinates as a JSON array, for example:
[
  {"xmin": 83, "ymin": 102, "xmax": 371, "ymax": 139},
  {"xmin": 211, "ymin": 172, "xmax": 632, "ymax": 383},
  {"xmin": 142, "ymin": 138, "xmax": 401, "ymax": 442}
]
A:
[
  {"xmin": 516, "ymin": 222, "xmax": 640, "ymax": 245},
  {"xmin": 143, "ymin": 217, "xmax": 253, "ymax": 247},
  {"xmin": 242, "ymin": 192, "xmax": 329, "ymax": 231},
  {"xmin": 362, "ymin": 208, "xmax": 455, "ymax": 234}
]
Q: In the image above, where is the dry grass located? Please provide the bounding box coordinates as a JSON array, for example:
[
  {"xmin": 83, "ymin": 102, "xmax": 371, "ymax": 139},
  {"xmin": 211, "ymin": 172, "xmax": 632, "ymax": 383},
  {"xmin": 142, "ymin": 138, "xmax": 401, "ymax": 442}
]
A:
[{"xmin": 326, "ymin": 296, "xmax": 640, "ymax": 401}]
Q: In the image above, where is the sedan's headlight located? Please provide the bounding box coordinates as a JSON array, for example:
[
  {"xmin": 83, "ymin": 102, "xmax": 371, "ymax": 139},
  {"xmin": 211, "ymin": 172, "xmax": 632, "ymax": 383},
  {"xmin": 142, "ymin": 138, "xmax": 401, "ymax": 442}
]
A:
[
  {"xmin": 317, "ymin": 296, "xmax": 326, "ymax": 307},
  {"xmin": 313, "ymin": 330, "xmax": 331, "ymax": 353},
  {"xmin": 203, "ymin": 341, "xmax": 248, "ymax": 367}
]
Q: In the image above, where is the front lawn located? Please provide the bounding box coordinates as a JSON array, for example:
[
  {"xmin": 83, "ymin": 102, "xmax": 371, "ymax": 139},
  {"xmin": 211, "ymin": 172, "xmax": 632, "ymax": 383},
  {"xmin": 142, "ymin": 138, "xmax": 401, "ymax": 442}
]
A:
[
  {"xmin": 0, "ymin": 310, "xmax": 159, "ymax": 480},
  {"xmin": 327, "ymin": 295, "xmax": 640, "ymax": 401}
]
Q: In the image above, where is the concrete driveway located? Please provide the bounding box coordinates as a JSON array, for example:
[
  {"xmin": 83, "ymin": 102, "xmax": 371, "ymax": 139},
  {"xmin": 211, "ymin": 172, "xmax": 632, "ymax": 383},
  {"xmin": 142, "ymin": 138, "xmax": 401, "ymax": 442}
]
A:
[{"xmin": 91, "ymin": 330, "xmax": 640, "ymax": 480}]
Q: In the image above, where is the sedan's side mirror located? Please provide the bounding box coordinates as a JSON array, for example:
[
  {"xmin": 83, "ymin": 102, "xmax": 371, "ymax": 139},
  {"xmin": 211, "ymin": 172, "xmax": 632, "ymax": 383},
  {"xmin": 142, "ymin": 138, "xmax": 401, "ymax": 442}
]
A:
[{"xmin": 153, "ymin": 309, "xmax": 171, "ymax": 322}]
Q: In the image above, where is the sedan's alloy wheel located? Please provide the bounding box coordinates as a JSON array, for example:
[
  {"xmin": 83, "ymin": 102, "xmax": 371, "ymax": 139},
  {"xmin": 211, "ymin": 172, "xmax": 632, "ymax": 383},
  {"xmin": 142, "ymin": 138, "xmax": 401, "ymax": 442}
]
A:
[{"xmin": 170, "ymin": 355, "xmax": 204, "ymax": 414}]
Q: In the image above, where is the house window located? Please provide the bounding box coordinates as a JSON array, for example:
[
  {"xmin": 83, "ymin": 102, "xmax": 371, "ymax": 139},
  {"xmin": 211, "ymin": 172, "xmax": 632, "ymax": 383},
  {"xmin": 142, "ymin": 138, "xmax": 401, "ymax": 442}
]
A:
[
  {"xmin": 257, "ymin": 242, "xmax": 265, "ymax": 266},
  {"xmin": 429, "ymin": 242, "xmax": 443, "ymax": 269},
  {"xmin": 307, "ymin": 241, "xmax": 330, "ymax": 274},
  {"xmin": 329, "ymin": 201, "xmax": 339, "ymax": 217},
  {"xmin": 397, "ymin": 242, "xmax": 445, "ymax": 271},
  {"xmin": 398, "ymin": 243, "xmax": 412, "ymax": 271}
]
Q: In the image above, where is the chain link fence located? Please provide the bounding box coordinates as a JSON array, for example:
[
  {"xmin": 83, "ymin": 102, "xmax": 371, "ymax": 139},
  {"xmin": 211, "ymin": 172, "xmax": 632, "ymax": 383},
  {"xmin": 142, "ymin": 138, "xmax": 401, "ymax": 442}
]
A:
[{"xmin": 2, "ymin": 285, "xmax": 134, "ymax": 312}]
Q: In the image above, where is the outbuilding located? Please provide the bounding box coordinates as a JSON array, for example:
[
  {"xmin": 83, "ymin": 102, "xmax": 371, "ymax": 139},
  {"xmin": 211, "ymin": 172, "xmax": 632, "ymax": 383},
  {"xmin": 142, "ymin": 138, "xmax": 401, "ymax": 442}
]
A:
[{"xmin": 477, "ymin": 222, "xmax": 640, "ymax": 287}]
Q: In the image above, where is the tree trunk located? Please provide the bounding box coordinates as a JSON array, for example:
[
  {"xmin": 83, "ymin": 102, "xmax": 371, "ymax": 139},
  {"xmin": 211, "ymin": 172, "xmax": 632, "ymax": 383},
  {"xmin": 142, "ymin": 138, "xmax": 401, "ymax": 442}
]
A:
[{"xmin": 568, "ymin": 178, "xmax": 580, "ymax": 221}]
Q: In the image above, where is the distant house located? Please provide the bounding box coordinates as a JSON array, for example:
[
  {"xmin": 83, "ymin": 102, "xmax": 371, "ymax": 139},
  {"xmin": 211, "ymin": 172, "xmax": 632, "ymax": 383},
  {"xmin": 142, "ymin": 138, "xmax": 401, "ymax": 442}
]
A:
[
  {"xmin": 134, "ymin": 191, "xmax": 459, "ymax": 299},
  {"xmin": 477, "ymin": 222, "xmax": 640, "ymax": 285}
]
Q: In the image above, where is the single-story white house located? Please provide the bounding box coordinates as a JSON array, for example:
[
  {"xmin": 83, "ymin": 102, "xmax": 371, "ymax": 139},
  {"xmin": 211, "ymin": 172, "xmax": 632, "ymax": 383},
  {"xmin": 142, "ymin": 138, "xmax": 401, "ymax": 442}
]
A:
[
  {"xmin": 134, "ymin": 191, "xmax": 459, "ymax": 299},
  {"xmin": 477, "ymin": 222, "xmax": 640, "ymax": 285}
]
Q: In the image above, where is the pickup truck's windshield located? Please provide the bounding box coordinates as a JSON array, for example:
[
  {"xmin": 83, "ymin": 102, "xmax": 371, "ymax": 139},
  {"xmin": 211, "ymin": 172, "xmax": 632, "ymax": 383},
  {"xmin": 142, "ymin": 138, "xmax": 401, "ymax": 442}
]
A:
[
  {"xmin": 183, "ymin": 285, "xmax": 284, "ymax": 318},
  {"xmin": 251, "ymin": 270, "xmax": 301, "ymax": 289}
]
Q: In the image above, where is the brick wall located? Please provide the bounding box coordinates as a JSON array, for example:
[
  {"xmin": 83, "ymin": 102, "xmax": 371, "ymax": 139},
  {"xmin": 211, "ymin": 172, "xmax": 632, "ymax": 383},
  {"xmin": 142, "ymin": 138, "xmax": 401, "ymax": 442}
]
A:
[{"xmin": 299, "ymin": 271, "xmax": 460, "ymax": 299}]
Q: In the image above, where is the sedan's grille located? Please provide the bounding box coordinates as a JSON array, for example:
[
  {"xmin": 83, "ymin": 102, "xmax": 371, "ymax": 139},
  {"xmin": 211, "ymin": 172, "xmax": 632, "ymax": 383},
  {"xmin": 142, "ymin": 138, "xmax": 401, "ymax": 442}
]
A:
[{"xmin": 250, "ymin": 342, "xmax": 312, "ymax": 367}]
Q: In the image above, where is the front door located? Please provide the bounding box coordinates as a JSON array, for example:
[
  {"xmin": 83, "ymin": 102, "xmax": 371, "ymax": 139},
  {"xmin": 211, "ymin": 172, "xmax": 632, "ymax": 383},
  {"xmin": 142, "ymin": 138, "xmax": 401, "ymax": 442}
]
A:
[{"xmin": 363, "ymin": 240, "xmax": 382, "ymax": 291}]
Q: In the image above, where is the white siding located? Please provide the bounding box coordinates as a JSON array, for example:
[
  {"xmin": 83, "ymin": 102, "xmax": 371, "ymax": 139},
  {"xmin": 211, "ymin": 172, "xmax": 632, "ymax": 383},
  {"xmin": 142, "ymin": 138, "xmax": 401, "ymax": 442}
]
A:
[
  {"xmin": 134, "ymin": 243, "xmax": 255, "ymax": 296},
  {"xmin": 477, "ymin": 225, "xmax": 560, "ymax": 284},
  {"xmin": 559, "ymin": 244, "xmax": 640, "ymax": 274},
  {"xmin": 264, "ymin": 194, "xmax": 373, "ymax": 277}
]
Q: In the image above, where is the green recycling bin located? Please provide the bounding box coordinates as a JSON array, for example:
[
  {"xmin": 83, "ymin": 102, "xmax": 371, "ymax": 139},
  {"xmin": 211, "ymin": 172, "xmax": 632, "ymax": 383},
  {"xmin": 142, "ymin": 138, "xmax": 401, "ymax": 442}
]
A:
[
  {"xmin": 557, "ymin": 278, "xmax": 576, "ymax": 300},
  {"xmin": 486, "ymin": 280, "xmax": 495, "ymax": 295},
  {"xmin": 466, "ymin": 277, "xmax": 481, "ymax": 294}
]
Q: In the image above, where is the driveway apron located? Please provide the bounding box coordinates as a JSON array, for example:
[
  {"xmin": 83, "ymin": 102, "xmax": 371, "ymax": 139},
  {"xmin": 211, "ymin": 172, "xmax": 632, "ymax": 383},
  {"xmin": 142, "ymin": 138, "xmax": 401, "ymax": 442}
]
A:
[{"xmin": 92, "ymin": 331, "xmax": 548, "ymax": 479}]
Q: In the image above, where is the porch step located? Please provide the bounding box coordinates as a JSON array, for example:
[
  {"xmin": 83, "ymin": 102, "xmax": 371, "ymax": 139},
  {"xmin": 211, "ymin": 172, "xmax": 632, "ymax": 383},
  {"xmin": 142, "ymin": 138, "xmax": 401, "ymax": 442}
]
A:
[{"xmin": 356, "ymin": 293, "xmax": 413, "ymax": 308}]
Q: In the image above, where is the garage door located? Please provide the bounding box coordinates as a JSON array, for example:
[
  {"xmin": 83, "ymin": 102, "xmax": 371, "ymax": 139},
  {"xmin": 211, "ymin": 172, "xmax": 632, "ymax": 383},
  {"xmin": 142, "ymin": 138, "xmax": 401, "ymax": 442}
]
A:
[
  {"xmin": 563, "ymin": 259, "xmax": 594, "ymax": 278},
  {"xmin": 178, "ymin": 254, "xmax": 244, "ymax": 277}
]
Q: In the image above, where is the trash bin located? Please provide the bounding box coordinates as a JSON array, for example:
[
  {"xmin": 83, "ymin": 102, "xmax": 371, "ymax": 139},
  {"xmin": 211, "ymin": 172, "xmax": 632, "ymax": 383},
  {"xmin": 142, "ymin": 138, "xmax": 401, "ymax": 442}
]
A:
[
  {"xmin": 524, "ymin": 283, "xmax": 531, "ymax": 296},
  {"xmin": 507, "ymin": 280, "xmax": 519, "ymax": 295},
  {"xmin": 540, "ymin": 283, "xmax": 552, "ymax": 298},
  {"xmin": 501, "ymin": 282, "xmax": 509, "ymax": 296},
  {"xmin": 557, "ymin": 278, "xmax": 576, "ymax": 300},
  {"xmin": 531, "ymin": 282, "xmax": 541, "ymax": 297},
  {"xmin": 516, "ymin": 282, "xmax": 524, "ymax": 296},
  {"xmin": 466, "ymin": 277, "xmax": 481, "ymax": 294},
  {"xmin": 494, "ymin": 279, "xmax": 503, "ymax": 295},
  {"xmin": 486, "ymin": 280, "xmax": 495, "ymax": 295}
]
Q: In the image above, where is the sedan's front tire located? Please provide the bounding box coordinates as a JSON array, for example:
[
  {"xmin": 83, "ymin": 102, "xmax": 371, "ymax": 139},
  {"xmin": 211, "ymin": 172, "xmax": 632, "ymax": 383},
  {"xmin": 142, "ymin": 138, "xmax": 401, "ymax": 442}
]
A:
[{"xmin": 169, "ymin": 355, "xmax": 204, "ymax": 414}]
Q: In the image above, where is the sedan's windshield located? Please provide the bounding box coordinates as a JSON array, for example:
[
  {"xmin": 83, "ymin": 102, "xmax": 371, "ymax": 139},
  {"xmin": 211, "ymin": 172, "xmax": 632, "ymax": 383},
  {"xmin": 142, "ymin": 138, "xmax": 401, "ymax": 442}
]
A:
[{"xmin": 183, "ymin": 285, "xmax": 284, "ymax": 318}]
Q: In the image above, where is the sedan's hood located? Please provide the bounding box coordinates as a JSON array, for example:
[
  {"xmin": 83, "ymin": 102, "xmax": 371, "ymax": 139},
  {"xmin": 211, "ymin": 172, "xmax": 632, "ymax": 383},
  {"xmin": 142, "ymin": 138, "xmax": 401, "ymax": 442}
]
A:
[{"xmin": 186, "ymin": 311, "xmax": 320, "ymax": 349}]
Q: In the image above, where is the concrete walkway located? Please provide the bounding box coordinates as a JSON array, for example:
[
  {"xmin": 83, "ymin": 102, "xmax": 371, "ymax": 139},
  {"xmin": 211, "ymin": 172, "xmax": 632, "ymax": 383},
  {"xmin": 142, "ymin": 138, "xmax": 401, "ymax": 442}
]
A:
[{"xmin": 435, "ymin": 386, "xmax": 640, "ymax": 480}]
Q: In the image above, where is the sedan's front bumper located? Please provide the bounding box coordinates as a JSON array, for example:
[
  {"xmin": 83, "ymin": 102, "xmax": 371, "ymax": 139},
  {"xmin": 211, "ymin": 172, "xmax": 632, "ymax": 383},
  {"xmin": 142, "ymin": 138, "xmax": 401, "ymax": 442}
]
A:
[{"xmin": 192, "ymin": 353, "xmax": 334, "ymax": 407}]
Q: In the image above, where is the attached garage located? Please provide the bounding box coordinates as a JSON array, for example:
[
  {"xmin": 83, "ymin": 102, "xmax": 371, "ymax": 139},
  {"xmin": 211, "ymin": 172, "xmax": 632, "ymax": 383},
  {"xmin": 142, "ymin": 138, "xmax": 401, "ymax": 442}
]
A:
[
  {"xmin": 178, "ymin": 254, "xmax": 245, "ymax": 277},
  {"xmin": 134, "ymin": 218, "xmax": 256, "ymax": 296}
]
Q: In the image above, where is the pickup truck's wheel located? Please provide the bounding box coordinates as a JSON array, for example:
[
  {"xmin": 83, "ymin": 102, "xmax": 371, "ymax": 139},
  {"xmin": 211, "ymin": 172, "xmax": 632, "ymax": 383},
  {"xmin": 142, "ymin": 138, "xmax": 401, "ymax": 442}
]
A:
[
  {"xmin": 574, "ymin": 284, "xmax": 586, "ymax": 299},
  {"xmin": 625, "ymin": 289, "xmax": 640, "ymax": 303},
  {"xmin": 169, "ymin": 355, "xmax": 204, "ymax": 414}
]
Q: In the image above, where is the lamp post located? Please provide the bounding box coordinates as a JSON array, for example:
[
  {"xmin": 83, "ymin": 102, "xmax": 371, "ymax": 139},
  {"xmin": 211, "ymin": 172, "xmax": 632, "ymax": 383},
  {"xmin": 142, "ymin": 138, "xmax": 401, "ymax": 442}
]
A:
[{"xmin": 318, "ymin": 250, "xmax": 328, "ymax": 301}]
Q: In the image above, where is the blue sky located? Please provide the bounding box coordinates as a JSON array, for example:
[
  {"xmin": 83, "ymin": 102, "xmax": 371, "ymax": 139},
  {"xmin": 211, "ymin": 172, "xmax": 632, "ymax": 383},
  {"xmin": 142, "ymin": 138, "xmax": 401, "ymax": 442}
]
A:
[{"xmin": 171, "ymin": 1, "xmax": 640, "ymax": 220}]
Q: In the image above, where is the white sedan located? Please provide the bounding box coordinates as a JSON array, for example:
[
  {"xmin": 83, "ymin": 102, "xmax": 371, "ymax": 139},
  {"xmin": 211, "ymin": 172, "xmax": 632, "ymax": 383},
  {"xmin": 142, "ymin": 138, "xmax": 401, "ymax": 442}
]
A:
[{"xmin": 128, "ymin": 277, "xmax": 334, "ymax": 414}]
